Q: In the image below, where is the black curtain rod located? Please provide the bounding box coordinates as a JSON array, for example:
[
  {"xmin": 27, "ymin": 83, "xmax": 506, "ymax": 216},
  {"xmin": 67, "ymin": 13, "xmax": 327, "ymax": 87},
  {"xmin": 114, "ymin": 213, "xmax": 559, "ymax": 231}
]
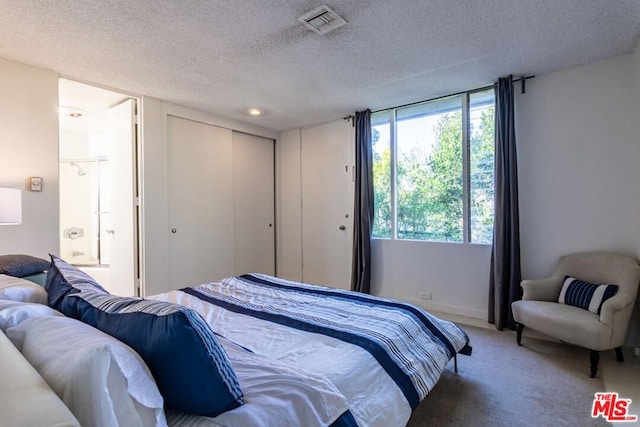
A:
[{"xmin": 369, "ymin": 75, "xmax": 535, "ymax": 114}]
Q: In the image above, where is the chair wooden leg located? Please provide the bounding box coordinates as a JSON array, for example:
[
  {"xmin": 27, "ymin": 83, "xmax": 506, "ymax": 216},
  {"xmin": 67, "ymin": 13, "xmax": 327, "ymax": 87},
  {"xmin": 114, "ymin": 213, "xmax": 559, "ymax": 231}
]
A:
[
  {"xmin": 516, "ymin": 323, "xmax": 524, "ymax": 346},
  {"xmin": 615, "ymin": 347, "xmax": 624, "ymax": 363},
  {"xmin": 590, "ymin": 350, "xmax": 599, "ymax": 378}
]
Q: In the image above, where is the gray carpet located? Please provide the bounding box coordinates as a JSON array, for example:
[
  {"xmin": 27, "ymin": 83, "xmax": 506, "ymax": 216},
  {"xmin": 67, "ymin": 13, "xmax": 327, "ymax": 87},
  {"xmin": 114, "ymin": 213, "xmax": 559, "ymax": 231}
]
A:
[{"xmin": 407, "ymin": 325, "xmax": 609, "ymax": 427}]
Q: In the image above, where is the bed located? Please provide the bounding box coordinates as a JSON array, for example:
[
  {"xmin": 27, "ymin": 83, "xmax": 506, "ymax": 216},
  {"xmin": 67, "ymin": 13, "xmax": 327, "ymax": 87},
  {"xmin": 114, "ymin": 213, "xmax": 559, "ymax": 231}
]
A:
[{"xmin": 0, "ymin": 255, "xmax": 471, "ymax": 427}]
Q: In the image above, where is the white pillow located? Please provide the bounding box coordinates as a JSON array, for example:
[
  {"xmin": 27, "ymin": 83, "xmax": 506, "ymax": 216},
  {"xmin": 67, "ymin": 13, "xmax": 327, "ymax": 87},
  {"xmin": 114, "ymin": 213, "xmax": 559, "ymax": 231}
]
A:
[
  {"xmin": 6, "ymin": 316, "xmax": 167, "ymax": 427},
  {"xmin": 0, "ymin": 300, "xmax": 63, "ymax": 331},
  {"xmin": 0, "ymin": 274, "xmax": 47, "ymax": 304}
]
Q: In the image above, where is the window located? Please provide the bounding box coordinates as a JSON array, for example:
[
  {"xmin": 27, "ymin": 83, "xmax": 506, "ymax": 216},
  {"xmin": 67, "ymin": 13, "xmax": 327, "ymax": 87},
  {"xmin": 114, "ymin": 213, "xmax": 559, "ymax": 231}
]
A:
[{"xmin": 372, "ymin": 89, "xmax": 495, "ymax": 243}]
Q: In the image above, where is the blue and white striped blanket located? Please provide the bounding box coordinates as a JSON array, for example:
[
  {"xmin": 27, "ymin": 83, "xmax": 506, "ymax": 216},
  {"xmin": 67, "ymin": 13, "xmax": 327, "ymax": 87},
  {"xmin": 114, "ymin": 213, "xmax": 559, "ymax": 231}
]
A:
[{"xmin": 180, "ymin": 274, "xmax": 470, "ymax": 410}]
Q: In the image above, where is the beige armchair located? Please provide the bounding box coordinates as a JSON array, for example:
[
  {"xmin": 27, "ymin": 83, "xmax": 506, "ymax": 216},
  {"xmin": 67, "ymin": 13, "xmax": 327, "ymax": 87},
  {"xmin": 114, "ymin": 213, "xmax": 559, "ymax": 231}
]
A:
[{"xmin": 511, "ymin": 251, "xmax": 640, "ymax": 378}]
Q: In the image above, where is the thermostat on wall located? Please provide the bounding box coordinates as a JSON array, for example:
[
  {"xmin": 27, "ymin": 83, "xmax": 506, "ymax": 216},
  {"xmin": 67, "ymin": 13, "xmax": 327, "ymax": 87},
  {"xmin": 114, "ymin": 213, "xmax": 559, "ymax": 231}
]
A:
[{"xmin": 30, "ymin": 177, "xmax": 42, "ymax": 192}]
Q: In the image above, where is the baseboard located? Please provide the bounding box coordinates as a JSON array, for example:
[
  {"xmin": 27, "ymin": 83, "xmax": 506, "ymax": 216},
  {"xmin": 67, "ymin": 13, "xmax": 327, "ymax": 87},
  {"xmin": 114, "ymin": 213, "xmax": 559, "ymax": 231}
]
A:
[{"xmin": 401, "ymin": 297, "xmax": 488, "ymax": 323}]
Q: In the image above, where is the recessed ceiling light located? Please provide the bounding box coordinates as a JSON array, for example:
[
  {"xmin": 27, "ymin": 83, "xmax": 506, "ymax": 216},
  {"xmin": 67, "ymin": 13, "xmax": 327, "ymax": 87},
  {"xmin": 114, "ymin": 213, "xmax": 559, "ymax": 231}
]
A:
[
  {"xmin": 60, "ymin": 106, "xmax": 86, "ymax": 118},
  {"xmin": 247, "ymin": 108, "xmax": 264, "ymax": 117}
]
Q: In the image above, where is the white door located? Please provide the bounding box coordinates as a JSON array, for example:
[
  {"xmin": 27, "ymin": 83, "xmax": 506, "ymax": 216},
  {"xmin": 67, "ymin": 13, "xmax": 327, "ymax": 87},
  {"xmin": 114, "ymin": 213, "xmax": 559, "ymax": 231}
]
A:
[
  {"xmin": 106, "ymin": 99, "xmax": 137, "ymax": 296},
  {"xmin": 301, "ymin": 120, "xmax": 354, "ymax": 289},
  {"xmin": 167, "ymin": 116, "xmax": 234, "ymax": 289},
  {"xmin": 232, "ymin": 132, "xmax": 275, "ymax": 276}
]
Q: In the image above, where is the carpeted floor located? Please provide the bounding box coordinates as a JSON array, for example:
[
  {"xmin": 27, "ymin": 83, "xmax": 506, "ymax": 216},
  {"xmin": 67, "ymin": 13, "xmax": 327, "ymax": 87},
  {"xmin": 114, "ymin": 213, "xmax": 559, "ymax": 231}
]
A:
[{"xmin": 407, "ymin": 325, "xmax": 609, "ymax": 426}]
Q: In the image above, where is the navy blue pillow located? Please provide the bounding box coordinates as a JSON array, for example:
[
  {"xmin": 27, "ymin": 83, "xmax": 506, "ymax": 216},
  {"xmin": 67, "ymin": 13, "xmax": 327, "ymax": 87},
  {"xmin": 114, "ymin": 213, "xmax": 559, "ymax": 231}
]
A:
[
  {"xmin": 0, "ymin": 254, "xmax": 50, "ymax": 277},
  {"xmin": 46, "ymin": 255, "xmax": 244, "ymax": 416},
  {"xmin": 558, "ymin": 276, "xmax": 618, "ymax": 315}
]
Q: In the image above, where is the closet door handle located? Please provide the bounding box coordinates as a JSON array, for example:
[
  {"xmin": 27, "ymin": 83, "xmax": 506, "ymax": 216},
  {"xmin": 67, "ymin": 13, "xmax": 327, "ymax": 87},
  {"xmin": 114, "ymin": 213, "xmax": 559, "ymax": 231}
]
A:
[{"xmin": 339, "ymin": 225, "xmax": 346, "ymax": 231}]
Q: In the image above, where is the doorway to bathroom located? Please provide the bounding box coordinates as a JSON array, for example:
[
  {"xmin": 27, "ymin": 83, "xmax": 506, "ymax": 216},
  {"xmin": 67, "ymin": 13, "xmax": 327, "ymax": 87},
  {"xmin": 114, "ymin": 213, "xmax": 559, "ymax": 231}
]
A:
[{"xmin": 58, "ymin": 79, "xmax": 139, "ymax": 296}]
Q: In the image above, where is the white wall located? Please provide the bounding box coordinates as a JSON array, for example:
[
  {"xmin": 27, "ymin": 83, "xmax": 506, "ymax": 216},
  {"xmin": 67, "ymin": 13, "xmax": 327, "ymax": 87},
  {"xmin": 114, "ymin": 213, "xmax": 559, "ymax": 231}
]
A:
[
  {"xmin": 625, "ymin": 40, "xmax": 640, "ymax": 347},
  {"xmin": 518, "ymin": 53, "xmax": 640, "ymax": 345},
  {"xmin": 517, "ymin": 54, "xmax": 638, "ymax": 280},
  {"xmin": 278, "ymin": 52, "xmax": 640, "ymax": 323},
  {"xmin": 0, "ymin": 58, "xmax": 59, "ymax": 258},
  {"xmin": 382, "ymin": 53, "xmax": 639, "ymax": 320},
  {"xmin": 372, "ymin": 240, "xmax": 492, "ymax": 319}
]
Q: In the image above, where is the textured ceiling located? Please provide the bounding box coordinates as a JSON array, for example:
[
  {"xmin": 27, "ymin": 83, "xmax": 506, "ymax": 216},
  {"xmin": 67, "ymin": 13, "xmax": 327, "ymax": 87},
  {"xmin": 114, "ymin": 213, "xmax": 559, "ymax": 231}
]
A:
[{"xmin": 0, "ymin": 0, "xmax": 639, "ymax": 131}]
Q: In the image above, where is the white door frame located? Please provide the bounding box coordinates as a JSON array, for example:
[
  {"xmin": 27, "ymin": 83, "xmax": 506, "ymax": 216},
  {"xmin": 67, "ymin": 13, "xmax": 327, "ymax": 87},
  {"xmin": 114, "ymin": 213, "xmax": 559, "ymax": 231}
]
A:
[{"xmin": 58, "ymin": 78, "xmax": 141, "ymax": 296}]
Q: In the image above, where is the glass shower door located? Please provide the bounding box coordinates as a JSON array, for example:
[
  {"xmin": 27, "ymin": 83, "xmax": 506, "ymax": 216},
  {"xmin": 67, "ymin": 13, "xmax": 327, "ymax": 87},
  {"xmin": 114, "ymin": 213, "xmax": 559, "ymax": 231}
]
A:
[{"xmin": 59, "ymin": 159, "xmax": 109, "ymax": 266}]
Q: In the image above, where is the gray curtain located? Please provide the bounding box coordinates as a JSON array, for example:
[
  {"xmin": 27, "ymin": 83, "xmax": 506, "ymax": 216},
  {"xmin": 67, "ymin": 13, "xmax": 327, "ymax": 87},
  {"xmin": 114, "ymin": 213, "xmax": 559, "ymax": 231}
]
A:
[
  {"xmin": 489, "ymin": 76, "xmax": 522, "ymax": 331},
  {"xmin": 351, "ymin": 109, "xmax": 374, "ymax": 293}
]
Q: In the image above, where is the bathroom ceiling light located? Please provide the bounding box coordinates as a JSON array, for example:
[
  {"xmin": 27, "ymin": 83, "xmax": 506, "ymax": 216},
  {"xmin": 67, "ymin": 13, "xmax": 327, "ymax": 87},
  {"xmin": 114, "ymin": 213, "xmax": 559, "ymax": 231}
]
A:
[{"xmin": 60, "ymin": 106, "xmax": 86, "ymax": 118}]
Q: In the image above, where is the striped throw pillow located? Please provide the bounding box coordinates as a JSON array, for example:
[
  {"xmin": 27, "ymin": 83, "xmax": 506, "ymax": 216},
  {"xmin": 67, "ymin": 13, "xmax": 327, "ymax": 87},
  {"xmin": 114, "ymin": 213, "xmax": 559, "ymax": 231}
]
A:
[{"xmin": 558, "ymin": 276, "xmax": 618, "ymax": 315}]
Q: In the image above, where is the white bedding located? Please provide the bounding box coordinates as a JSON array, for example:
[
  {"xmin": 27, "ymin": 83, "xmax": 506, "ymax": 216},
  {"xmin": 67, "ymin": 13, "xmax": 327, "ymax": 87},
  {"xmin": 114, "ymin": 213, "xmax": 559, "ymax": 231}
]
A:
[
  {"xmin": 0, "ymin": 267, "xmax": 468, "ymax": 427},
  {"xmin": 150, "ymin": 274, "xmax": 469, "ymax": 427},
  {"xmin": 151, "ymin": 289, "xmax": 406, "ymax": 427},
  {"xmin": 166, "ymin": 337, "xmax": 351, "ymax": 427},
  {"xmin": 0, "ymin": 274, "xmax": 48, "ymax": 304},
  {"xmin": 6, "ymin": 316, "xmax": 167, "ymax": 427}
]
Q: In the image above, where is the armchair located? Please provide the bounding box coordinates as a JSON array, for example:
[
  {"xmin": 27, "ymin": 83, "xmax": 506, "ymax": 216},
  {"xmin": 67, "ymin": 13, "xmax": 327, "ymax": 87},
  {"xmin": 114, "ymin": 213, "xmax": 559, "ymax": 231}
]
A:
[{"xmin": 511, "ymin": 251, "xmax": 640, "ymax": 378}]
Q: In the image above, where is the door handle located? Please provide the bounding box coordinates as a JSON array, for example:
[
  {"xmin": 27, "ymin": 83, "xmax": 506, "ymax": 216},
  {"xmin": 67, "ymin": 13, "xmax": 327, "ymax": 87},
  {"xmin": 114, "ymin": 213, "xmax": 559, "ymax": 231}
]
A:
[{"xmin": 339, "ymin": 225, "xmax": 346, "ymax": 230}]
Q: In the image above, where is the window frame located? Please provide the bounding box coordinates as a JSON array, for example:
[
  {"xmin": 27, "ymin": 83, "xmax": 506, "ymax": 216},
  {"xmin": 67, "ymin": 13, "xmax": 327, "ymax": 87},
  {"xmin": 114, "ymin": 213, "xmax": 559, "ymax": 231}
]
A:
[{"xmin": 372, "ymin": 88, "xmax": 494, "ymax": 244}]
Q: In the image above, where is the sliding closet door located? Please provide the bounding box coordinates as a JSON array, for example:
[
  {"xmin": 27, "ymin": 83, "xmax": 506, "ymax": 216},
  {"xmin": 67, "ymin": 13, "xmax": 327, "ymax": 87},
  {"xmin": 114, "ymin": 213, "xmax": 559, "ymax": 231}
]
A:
[
  {"xmin": 301, "ymin": 120, "xmax": 354, "ymax": 289},
  {"xmin": 167, "ymin": 116, "xmax": 234, "ymax": 289},
  {"xmin": 232, "ymin": 132, "xmax": 275, "ymax": 276}
]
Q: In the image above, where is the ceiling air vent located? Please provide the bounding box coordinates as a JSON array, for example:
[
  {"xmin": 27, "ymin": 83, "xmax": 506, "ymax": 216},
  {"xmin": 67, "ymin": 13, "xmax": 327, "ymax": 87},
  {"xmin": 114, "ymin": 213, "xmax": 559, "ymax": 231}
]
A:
[{"xmin": 298, "ymin": 5, "xmax": 347, "ymax": 35}]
